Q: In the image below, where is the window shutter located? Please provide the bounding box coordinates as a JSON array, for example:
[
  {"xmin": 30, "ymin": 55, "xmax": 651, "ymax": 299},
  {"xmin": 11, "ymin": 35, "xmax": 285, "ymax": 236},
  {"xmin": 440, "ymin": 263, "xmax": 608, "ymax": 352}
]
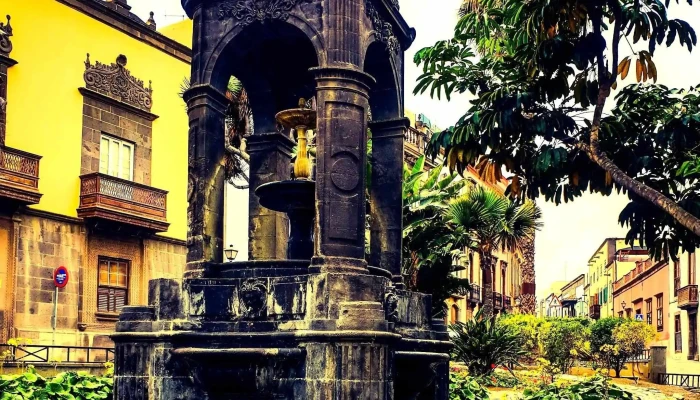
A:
[
  {"xmin": 120, "ymin": 143, "xmax": 132, "ymax": 180},
  {"xmin": 115, "ymin": 289, "xmax": 127, "ymax": 313},
  {"xmin": 98, "ymin": 287, "xmax": 110, "ymax": 312}
]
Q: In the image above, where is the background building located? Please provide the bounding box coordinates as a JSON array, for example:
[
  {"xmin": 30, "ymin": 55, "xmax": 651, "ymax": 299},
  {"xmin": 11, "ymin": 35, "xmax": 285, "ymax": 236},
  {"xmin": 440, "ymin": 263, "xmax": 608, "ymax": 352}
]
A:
[{"xmin": 1, "ymin": 0, "xmax": 192, "ymax": 347}]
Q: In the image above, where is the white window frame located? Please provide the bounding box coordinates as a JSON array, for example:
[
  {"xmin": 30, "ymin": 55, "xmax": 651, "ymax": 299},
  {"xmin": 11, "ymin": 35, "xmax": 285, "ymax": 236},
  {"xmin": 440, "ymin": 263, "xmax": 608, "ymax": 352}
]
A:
[{"xmin": 100, "ymin": 134, "xmax": 134, "ymax": 181}]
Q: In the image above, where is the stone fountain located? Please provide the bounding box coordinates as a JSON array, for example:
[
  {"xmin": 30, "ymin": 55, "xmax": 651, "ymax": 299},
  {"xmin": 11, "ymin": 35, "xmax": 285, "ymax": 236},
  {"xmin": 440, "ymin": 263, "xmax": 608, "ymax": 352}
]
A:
[{"xmin": 111, "ymin": 0, "xmax": 451, "ymax": 398}]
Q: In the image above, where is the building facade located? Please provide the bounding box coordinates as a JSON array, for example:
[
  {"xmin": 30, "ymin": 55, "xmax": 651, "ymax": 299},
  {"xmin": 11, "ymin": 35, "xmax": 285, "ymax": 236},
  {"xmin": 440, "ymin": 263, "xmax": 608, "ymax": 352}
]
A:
[
  {"xmin": 667, "ymin": 252, "xmax": 698, "ymax": 371},
  {"xmin": 585, "ymin": 239, "xmax": 645, "ymax": 320},
  {"xmin": 0, "ymin": 0, "xmax": 192, "ymax": 347}
]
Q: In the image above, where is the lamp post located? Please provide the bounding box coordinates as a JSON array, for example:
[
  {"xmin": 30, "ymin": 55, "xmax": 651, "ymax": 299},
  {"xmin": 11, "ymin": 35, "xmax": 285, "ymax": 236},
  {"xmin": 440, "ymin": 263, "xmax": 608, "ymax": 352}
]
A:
[
  {"xmin": 224, "ymin": 244, "xmax": 238, "ymax": 262},
  {"xmin": 621, "ymin": 300, "xmax": 627, "ymax": 318}
]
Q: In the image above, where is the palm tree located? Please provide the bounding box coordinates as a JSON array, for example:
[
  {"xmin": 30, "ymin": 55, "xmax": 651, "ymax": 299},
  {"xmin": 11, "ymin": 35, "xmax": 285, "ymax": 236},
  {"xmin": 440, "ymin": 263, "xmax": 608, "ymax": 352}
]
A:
[{"xmin": 447, "ymin": 186, "xmax": 541, "ymax": 319}]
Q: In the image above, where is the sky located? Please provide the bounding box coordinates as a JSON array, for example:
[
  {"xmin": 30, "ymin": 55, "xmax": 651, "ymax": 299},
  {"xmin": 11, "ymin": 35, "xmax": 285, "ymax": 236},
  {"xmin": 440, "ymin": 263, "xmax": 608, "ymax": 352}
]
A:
[{"xmin": 130, "ymin": 0, "xmax": 700, "ymax": 299}]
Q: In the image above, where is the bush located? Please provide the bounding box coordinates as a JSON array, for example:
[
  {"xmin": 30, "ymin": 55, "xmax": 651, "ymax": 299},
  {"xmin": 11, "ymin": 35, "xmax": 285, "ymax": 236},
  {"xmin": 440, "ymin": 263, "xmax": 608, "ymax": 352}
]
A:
[
  {"xmin": 450, "ymin": 310, "xmax": 527, "ymax": 376},
  {"xmin": 522, "ymin": 375, "xmax": 635, "ymax": 399},
  {"xmin": 499, "ymin": 314, "xmax": 550, "ymax": 363},
  {"xmin": 0, "ymin": 366, "xmax": 113, "ymax": 399},
  {"xmin": 449, "ymin": 368, "xmax": 490, "ymax": 400},
  {"xmin": 541, "ymin": 318, "xmax": 590, "ymax": 374},
  {"xmin": 475, "ymin": 369, "xmax": 520, "ymax": 388},
  {"xmin": 590, "ymin": 318, "xmax": 656, "ymax": 377}
]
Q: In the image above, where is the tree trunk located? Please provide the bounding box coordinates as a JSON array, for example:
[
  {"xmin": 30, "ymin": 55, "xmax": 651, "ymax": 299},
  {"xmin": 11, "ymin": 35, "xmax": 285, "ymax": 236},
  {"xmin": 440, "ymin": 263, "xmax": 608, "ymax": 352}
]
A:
[
  {"xmin": 520, "ymin": 233, "xmax": 536, "ymax": 315},
  {"xmin": 587, "ymin": 86, "xmax": 700, "ymax": 238},
  {"xmin": 480, "ymin": 251, "xmax": 495, "ymax": 319}
]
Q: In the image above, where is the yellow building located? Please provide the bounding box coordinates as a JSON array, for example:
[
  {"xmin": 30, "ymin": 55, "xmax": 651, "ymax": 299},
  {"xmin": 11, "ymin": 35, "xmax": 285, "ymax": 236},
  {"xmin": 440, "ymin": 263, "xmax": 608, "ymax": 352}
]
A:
[
  {"xmin": 0, "ymin": 0, "xmax": 191, "ymax": 347},
  {"xmin": 584, "ymin": 238, "xmax": 645, "ymax": 320}
]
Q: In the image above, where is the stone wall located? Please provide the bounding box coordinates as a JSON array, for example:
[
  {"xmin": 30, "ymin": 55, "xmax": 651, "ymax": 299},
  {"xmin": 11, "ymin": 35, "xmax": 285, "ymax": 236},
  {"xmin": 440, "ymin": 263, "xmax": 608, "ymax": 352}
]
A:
[
  {"xmin": 2, "ymin": 211, "xmax": 185, "ymax": 346},
  {"xmin": 13, "ymin": 213, "xmax": 86, "ymax": 345}
]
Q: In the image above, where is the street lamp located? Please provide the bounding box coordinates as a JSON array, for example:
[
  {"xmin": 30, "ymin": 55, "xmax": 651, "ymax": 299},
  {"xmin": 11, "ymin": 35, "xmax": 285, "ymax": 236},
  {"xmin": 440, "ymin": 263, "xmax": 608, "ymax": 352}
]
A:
[
  {"xmin": 224, "ymin": 244, "xmax": 239, "ymax": 262},
  {"xmin": 621, "ymin": 300, "xmax": 626, "ymax": 309}
]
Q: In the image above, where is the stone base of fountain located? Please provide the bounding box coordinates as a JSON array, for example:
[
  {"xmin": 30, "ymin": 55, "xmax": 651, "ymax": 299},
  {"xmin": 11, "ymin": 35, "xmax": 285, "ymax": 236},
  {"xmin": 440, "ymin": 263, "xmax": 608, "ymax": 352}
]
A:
[{"xmin": 112, "ymin": 272, "xmax": 451, "ymax": 400}]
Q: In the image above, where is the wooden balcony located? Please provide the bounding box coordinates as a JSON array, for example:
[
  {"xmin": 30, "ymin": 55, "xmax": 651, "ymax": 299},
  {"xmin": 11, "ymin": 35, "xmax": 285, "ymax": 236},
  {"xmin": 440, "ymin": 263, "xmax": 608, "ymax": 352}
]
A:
[
  {"xmin": 469, "ymin": 284, "xmax": 481, "ymax": 304},
  {"xmin": 678, "ymin": 285, "xmax": 698, "ymax": 310},
  {"xmin": 493, "ymin": 292, "xmax": 503, "ymax": 310},
  {"xmin": 589, "ymin": 304, "xmax": 601, "ymax": 320},
  {"xmin": 503, "ymin": 295, "xmax": 512, "ymax": 310},
  {"xmin": 0, "ymin": 146, "xmax": 42, "ymax": 205},
  {"xmin": 78, "ymin": 173, "xmax": 168, "ymax": 233}
]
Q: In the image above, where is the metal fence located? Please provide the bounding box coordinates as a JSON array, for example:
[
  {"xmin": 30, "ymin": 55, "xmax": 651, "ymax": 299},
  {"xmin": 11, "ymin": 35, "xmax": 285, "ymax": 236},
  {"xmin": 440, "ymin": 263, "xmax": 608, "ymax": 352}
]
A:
[
  {"xmin": 658, "ymin": 373, "xmax": 700, "ymax": 388},
  {"xmin": 0, "ymin": 344, "xmax": 114, "ymax": 365}
]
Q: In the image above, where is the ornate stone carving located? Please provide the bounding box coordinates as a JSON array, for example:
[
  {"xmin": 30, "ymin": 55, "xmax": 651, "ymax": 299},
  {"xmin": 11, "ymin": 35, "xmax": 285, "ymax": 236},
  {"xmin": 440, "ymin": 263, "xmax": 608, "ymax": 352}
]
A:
[
  {"xmin": 0, "ymin": 15, "xmax": 12, "ymax": 56},
  {"xmin": 218, "ymin": 0, "xmax": 304, "ymax": 26},
  {"xmin": 365, "ymin": 0, "xmax": 399, "ymax": 54},
  {"xmin": 239, "ymin": 279, "xmax": 268, "ymax": 319},
  {"xmin": 384, "ymin": 288, "xmax": 399, "ymax": 323},
  {"xmin": 520, "ymin": 234, "xmax": 536, "ymax": 314},
  {"xmin": 83, "ymin": 54, "xmax": 153, "ymax": 111},
  {"xmin": 389, "ymin": 0, "xmax": 400, "ymax": 10}
]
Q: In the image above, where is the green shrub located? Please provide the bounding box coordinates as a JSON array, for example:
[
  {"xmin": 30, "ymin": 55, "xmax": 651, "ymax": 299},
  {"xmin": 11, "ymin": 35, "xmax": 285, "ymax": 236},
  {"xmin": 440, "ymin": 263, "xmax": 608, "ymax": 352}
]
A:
[
  {"xmin": 449, "ymin": 368, "xmax": 490, "ymax": 400},
  {"xmin": 0, "ymin": 366, "xmax": 113, "ymax": 399},
  {"xmin": 541, "ymin": 318, "xmax": 590, "ymax": 374},
  {"xmin": 450, "ymin": 310, "xmax": 527, "ymax": 376},
  {"xmin": 522, "ymin": 375, "xmax": 634, "ymax": 399},
  {"xmin": 475, "ymin": 369, "xmax": 520, "ymax": 388},
  {"xmin": 499, "ymin": 314, "xmax": 550, "ymax": 363},
  {"xmin": 590, "ymin": 318, "xmax": 656, "ymax": 377}
]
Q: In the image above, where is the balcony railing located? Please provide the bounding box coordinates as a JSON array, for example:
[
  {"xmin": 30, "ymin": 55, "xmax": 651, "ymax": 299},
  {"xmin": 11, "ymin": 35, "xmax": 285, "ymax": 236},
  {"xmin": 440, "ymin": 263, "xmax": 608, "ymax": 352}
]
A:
[
  {"xmin": 678, "ymin": 285, "xmax": 698, "ymax": 310},
  {"xmin": 469, "ymin": 284, "xmax": 481, "ymax": 304},
  {"xmin": 503, "ymin": 295, "xmax": 512, "ymax": 310},
  {"xmin": 613, "ymin": 259, "xmax": 657, "ymax": 292},
  {"xmin": 78, "ymin": 173, "xmax": 168, "ymax": 232},
  {"xmin": 493, "ymin": 292, "xmax": 503, "ymax": 310},
  {"xmin": 0, "ymin": 146, "xmax": 42, "ymax": 204},
  {"xmin": 589, "ymin": 304, "xmax": 601, "ymax": 320}
]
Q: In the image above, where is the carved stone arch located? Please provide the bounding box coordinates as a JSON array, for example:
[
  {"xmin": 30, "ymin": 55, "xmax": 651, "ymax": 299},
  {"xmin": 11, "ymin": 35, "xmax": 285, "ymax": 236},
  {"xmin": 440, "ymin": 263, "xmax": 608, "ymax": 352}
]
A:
[
  {"xmin": 363, "ymin": 39, "xmax": 401, "ymax": 121},
  {"xmin": 201, "ymin": 15, "xmax": 326, "ymax": 93}
]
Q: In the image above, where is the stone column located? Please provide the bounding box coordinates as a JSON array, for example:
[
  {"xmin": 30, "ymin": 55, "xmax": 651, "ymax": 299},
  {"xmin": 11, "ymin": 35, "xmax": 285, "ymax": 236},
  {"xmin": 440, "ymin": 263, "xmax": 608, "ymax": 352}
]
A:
[
  {"xmin": 246, "ymin": 132, "xmax": 294, "ymax": 260},
  {"xmin": 0, "ymin": 14, "xmax": 17, "ymax": 147},
  {"xmin": 310, "ymin": 67, "xmax": 374, "ymax": 273},
  {"xmin": 368, "ymin": 118, "xmax": 408, "ymax": 286},
  {"xmin": 183, "ymin": 85, "xmax": 228, "ymax": 271}
]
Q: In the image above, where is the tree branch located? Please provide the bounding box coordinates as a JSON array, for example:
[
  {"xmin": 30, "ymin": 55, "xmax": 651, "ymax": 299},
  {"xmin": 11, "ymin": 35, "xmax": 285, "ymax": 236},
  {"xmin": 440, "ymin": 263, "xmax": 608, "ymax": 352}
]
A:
[{"xmin": 226, "ymin": 145, "xmax": 250, "ymax": 162}]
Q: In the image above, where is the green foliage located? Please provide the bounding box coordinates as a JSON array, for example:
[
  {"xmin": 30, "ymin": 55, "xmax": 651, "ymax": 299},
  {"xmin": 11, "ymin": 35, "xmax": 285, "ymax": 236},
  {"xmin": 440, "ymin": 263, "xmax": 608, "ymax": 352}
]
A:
[
  {"xmin": 413, "ymin": 0, "xmax": 700, "ymax": 260},
  {"xmin": 522, "ymin": 375, "xmax": 634, "ymax": 400},
  {"xmin": 0, "ymin": 367, "xmax": 113, "ymax": 399},
  {"xmin": 402, "ymin": 156, "xmax": 469, "ymax": 316},
  {"xmin": 475, "ymin": 369, "xmax": 521, "ymax": 388},
  {"xmin": 450, "ymin": 310, "xmax": 527, "ymax": 377},
  {"xmin": 590, "ymin": 317, "xmax": 625, "ymax": 374},
  {"xmin": 541, "ymin": 318, "xmax": 590, "ymax": 373},
  {"xmin": 499, "ymin": 314, "xmax": 550, "ymax": 362},
  {"xmin": 447, "ymin": 186, "xmax": 541, "ymax": 317},
  {"xmin": 449, "ymin": 369, "xmax": 490, "ymax": 400}
]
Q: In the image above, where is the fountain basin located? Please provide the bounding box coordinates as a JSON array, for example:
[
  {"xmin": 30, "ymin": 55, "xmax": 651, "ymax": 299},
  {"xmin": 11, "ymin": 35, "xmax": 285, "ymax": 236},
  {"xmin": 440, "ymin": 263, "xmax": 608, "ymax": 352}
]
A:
[
  {"xmin": 275, "ymin": 108, "xmax": 317, "ymax": 130},
  {"xmin": 255, "ymin": 180, "xmax": 315, "ymax": 260}
]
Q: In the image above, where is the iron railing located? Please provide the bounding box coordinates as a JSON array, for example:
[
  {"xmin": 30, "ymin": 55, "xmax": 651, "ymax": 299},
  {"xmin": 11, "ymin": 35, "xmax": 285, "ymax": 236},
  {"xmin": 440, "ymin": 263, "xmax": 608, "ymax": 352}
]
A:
[
  {"xmin": 469, "ymin": 284, "xmax": 481, "ymax": 304},
  {"xmin": 493, "ymin": 292, "xmax": 503, "ymax": 310},
  {"xmin": 659, "ymin": 373, "xmax": 700, "ymax": 388},
  {"xmin": 678, "ymin": 285, "xmax": 698, "ymax": 309},
  {"xmin": 0, "ymin": 344, "xmax": 114, "ymax": 365},
  {"xmin": 627, "ymin": 349, "xmax": 650, "ymax": 363}
]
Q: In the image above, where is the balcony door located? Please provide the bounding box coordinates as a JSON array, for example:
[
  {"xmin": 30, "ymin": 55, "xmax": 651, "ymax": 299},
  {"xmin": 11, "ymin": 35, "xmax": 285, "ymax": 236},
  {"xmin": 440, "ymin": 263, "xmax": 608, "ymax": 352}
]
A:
[{"xmin": 100, "ymin": 135, "xmax": 134, "ymax": 181}]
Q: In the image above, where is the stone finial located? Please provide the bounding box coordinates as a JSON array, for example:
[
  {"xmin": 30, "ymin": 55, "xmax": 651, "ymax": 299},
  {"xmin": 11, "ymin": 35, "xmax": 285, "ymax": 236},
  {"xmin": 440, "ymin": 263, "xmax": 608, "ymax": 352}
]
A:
[
  {"xmin": 147, "ymin": 11, "xmax": 157, "ymax": 30},
  {"xmin": 0, "ymin": 15, "xmax": 14, "ymax": 56}
]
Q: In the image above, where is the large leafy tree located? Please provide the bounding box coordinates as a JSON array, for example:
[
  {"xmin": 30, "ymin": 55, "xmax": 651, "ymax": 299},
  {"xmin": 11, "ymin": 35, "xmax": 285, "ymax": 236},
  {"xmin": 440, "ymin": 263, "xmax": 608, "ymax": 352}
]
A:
[
  {"xmin": 414, "ymin": 0, "xmax": 699, "ymax": 258},
  {"xmin": 448, "ymin": 186, "xmax": 542, "ymax": 318}
]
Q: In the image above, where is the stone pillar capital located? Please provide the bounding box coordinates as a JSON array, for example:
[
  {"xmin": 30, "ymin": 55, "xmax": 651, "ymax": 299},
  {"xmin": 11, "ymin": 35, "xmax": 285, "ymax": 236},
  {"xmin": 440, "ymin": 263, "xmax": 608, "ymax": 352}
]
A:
[
  {"xmin": 182, "ymin": 84, "xmax": 228, "ymax": 115},
  {"xmin": 311, "ymin": 66, "xmax": 375, "ymax": 95},
  {"xmin": 368, "ymin": 117, "xmax": 410, "ymax": 136}
]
